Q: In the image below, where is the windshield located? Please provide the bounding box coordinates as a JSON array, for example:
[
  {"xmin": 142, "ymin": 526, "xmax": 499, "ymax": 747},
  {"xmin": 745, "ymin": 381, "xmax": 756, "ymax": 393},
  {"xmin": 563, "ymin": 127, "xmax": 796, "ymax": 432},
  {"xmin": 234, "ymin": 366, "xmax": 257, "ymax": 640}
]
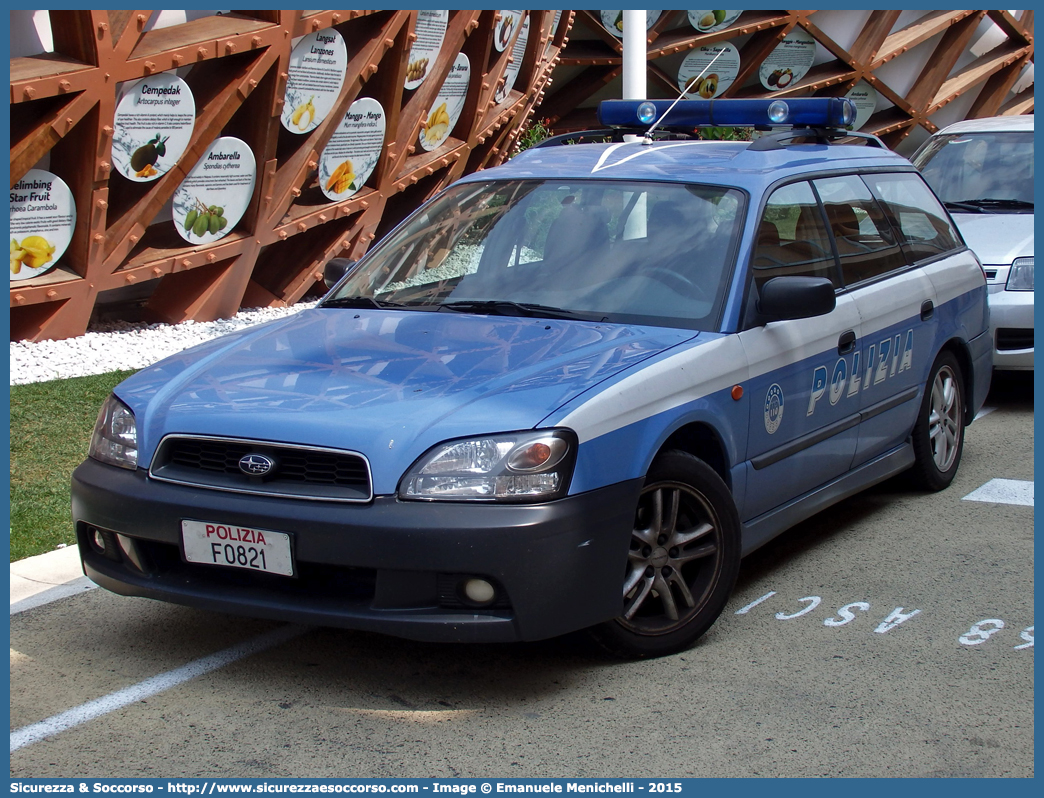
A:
[
  {"xmin": 324, "ymin": 179, "xmax": 745, "ymax": 330},
  {"xmin": 913, "ymin": 130, "xmax": 1034, "ymax": 210}
]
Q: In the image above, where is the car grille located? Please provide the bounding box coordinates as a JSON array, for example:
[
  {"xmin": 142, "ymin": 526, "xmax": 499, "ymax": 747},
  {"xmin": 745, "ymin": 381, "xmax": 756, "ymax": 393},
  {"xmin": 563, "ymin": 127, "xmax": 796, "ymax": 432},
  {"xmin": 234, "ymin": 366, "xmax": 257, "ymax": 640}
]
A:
[
  {"xmin": 996, "ymin": 328, "xmax": 1033, "ymax": 351},
  {"xmin": 149, "ymin": 435, "xmax": 373, "ymax": 502}
]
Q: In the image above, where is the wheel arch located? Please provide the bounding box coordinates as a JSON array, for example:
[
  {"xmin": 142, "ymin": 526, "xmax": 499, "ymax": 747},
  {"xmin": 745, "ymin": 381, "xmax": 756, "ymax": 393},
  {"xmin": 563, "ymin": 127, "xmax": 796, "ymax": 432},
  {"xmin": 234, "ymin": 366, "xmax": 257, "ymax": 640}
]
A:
[
  {"xmin": 655, "ymin": 422, "xmax": 732, "ymax": 490},
  {"xmin": 939, "ymin": 336, "xmax": 976, "ymax": 425}
]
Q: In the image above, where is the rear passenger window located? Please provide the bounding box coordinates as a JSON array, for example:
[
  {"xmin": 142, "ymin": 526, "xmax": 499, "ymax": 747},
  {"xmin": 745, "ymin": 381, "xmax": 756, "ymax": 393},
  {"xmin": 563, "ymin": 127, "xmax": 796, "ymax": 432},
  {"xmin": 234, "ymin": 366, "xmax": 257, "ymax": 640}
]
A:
[
  {"xmin": 753, "ymin": 181, "xmax": 839, "ymax": 289},
  {"xmin": 813, "ymin": 174, "xmax": 907, "ymax": 285},
  {"xmin": 862, "ymin": 173, "xmax": 961, "ymax": 262}
]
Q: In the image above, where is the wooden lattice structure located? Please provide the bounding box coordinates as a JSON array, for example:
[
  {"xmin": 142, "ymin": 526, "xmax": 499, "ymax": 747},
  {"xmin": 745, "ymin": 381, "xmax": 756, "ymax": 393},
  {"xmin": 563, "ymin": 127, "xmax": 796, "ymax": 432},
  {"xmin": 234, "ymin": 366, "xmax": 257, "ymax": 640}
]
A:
[
  {"xmin": 9, "ymin": 10, "xmax": 569, "ymax": 341},
  {"xmin": 546, "ymin": 10, "xmax": 1034, "ymax": 148}
]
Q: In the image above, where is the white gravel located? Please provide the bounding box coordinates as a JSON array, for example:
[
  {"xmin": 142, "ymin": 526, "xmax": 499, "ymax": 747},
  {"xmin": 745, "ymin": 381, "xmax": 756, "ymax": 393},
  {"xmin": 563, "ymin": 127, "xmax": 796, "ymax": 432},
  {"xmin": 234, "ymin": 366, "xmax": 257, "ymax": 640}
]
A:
[{"xmin": 10, "ymin": 302, "xmax": 318, "ymax": 385}]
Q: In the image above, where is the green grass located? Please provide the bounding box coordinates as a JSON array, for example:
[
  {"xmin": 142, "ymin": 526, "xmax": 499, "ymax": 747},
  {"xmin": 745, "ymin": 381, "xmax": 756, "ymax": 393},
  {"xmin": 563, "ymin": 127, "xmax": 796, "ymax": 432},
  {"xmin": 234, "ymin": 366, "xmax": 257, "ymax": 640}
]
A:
[{"xmin": 10, "ymin": 370, "xmax": 136, "ymax": 562}]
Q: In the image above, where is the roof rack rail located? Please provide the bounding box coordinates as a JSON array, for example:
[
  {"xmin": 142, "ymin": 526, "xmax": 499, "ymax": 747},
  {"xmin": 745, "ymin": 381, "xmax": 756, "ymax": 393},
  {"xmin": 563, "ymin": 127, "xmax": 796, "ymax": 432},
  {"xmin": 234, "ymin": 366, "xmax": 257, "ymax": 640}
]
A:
[
  {"xmin": 747, "ymin": 127, "xmax": 886, "ymax": 151},
  {"xmin": 533, "ymin": 128, "xmax": 697, "ymax": 148}
]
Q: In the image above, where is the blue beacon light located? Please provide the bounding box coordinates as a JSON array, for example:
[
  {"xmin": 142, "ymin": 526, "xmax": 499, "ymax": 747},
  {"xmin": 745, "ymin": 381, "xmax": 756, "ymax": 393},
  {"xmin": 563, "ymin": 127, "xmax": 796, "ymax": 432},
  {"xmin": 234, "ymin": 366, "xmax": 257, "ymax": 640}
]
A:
[
  {"xmin": 636, "ymin": 101, "xmax": 658, "ymax": 125},
  {"xmin": 598, "ymin": 97, "xmax": 858, "ymax": 130}
]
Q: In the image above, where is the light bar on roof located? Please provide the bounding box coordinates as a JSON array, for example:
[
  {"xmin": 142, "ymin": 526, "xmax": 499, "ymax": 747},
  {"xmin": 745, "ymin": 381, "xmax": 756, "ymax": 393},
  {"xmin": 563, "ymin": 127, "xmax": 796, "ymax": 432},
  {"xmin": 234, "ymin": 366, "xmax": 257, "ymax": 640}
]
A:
[{"xmin": 598, "ymin": 98, "xmax": 857, "ymax": 130}]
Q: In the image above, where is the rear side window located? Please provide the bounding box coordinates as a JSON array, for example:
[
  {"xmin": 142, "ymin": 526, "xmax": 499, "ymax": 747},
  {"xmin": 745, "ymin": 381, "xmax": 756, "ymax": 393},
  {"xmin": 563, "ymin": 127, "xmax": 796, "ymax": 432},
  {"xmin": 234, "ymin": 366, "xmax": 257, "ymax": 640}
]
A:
[
  {"xmin": 913, "ymin": 130, "xmax": 1034, "ymax": 206},
  {"xmin": 862, "ymin": 172, "xmax": 961, "ymax": 262},
  {"xmin": 813, "ymin": 174, "xmax": 907, "ymax": 285},
  {"xmin": 753, "ymin": 181, "xmax": 839, "ymax": 289}
]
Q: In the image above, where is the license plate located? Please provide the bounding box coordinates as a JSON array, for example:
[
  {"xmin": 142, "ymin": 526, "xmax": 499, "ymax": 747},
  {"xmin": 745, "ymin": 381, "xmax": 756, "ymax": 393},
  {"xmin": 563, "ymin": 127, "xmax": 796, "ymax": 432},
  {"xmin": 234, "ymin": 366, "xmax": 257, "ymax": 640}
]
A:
[{"xmin": 182, "ymin": 520, "xmax": 294, "ymax": 576}]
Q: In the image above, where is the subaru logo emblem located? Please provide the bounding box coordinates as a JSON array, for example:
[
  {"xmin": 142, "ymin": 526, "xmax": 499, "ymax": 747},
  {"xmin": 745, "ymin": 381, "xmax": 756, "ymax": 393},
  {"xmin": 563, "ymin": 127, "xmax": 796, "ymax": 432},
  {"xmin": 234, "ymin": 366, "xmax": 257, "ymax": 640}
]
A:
[{"xmin": 239, "ymin": 453, "xmax": 275, "ymax": 476}]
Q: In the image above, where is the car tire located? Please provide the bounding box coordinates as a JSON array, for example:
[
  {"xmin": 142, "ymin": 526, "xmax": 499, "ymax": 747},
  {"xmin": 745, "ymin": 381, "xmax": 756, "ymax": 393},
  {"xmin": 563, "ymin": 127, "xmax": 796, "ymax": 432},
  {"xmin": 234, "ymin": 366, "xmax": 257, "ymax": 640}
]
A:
[
  {"xmin": 588, "ymin": 451, "xmax": 740, "ymax": 659},
  {"xmin": 909, "ymin": 350, "xmax": 965, "ymax": 491}
]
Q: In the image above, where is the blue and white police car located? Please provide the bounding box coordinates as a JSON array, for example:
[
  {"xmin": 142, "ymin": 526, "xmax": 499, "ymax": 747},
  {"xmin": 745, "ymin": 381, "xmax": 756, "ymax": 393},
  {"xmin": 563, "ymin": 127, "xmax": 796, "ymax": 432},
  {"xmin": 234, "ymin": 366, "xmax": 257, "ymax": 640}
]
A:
[{"xmin": 74, "ymin": 99, "xmax": 992, "ymax": 658}]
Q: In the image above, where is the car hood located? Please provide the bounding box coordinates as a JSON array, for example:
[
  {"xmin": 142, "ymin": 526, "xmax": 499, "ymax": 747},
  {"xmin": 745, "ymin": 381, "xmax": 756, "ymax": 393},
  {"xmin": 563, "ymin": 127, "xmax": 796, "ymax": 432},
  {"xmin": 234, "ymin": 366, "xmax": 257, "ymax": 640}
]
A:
[
  {"xmin": 952, "ymin": 213, "xmax": 1034, "ymax": 265},
  {"xmin": 116, "ymin": 308, "xmax": 695, "ymax": 492}
]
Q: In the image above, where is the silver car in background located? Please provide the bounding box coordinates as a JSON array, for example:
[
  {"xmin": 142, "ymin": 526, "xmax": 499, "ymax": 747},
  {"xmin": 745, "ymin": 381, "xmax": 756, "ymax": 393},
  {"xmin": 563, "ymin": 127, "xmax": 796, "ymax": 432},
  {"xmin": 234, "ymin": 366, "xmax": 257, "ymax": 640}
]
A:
[{"xmin": 912, "ymin": 115, "xmax": 1034, "ymax": 371}]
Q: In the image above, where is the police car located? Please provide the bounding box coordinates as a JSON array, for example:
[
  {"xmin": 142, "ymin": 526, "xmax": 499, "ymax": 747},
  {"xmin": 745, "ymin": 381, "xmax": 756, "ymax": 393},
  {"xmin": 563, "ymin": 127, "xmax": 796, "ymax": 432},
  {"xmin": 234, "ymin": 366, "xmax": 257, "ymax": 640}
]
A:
[{"xmin": 74, "ymin": 98, "xmax": 992, "ymax": 658}]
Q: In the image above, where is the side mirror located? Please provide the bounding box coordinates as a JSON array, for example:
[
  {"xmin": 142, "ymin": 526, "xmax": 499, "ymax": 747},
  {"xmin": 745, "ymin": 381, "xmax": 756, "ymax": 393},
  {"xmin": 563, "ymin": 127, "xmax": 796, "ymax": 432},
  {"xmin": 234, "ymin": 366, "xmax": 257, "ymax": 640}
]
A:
[
  {"xmin": 324, "ymin": 258, "xmax": 357, "ymax": 289},
  {"xmin": 757, "ymin": 276, "xmax": 836, "ymax": 322}
]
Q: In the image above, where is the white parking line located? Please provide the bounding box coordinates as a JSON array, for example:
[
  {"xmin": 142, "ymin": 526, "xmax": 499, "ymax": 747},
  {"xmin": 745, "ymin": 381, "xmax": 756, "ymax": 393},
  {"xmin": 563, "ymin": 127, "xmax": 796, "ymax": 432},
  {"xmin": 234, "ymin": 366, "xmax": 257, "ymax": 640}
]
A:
[
  {"xmin": 10, "ymin": 578, "xmax": 96, "ymax": 616},
  {"xmin": 962, "ymin": 478, "xmax": 1034, "ymax": 507},
  {"xmin": 10, "ymin": 625, "xmax": 310, "ymax": 753}
]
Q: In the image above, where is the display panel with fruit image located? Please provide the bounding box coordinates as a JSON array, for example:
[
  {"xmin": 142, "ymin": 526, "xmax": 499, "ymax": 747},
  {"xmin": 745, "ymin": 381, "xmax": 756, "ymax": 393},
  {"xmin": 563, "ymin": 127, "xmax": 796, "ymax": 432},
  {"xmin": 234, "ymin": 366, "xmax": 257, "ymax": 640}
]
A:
[
  {"xmin": 405, "ymin": 10, "xmax": 449, "ymax": 90},
  {"xmin": 599, "ymin": 9, "xmax": 662, "ymax": 38},
  {"xmin": 495, "ymin": 10, "xmax": 522, "ymax": 52},
  {"xmin": 111, "ymin": 73, "xmax": 195, "ymax": 183},
  {"xmin": 759, "ymin": 29, "xmax": 816, "ymax": 92},
  {"xmin": 418, "ymin": 53, "xmax": 471, "ymax": 153},
  {"xmin": 677, "ymin": 43, "xmax": 740, "ymax": 99},
  {"xmin": 496, "ymin": 15, "xmax": 530, "ymax": 104},
  {"xmin": 172, "ymin": 138, "xmax": 257, "ymax": 245},
  {"xmin": 10, "ymin": 169, "xmax": 76, "ymax": 282},
  {"xmin": 687, "ymin": 10, "xmax": 742, "ymax": 33},
  {"xmin": 845, "ymin": 80, "xmax": 878, "ymax": 131},
  {"xmin": 281, "ymin": 29, "xmax": 348, "ymax": 135},
  {"xmin": 320, "ymin": 98, "xmax": 386, "ymax": 202}
]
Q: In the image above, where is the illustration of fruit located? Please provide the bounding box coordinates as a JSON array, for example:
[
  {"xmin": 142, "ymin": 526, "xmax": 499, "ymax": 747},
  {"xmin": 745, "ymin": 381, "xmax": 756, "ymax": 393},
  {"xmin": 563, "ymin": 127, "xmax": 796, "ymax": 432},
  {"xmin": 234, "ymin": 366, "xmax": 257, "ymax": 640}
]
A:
[
  {"xmin": 10, "ymin": 238, "xmax": 24, "ymax": 274},
  {"xmin": 326, "ymin": 160, "xmax": 356, "ymax": 194},
  {"xmin": 500, "ymin": 15, "xmax": 514, "ymax": 46},
  {"xmin": 614, "ymin": 12, "xmax": 623, "ymax": 31},
  {"xmin": 714, "ymin": 10, "xmax": 727, "ymax": 24},
  {"xmin": 699, "ymin": 12, "xmax": 716, "ymax": 28},
  {"xmin": 407, "ymin": 58, "xmax": 429, "ymax": 82},
  {"xmin": 10, "ymin": 235, "xmax": 56, "ymax": 273},
  {"xmin": 291, "ymin": 96, "xmax": 316, "ymax": 130},
  {"xmin": 776, "ymin": 68, "xmax": 794, "ymax": 88},
  {"xmin": 184, "ymin": 197, "xmax": 229, "ymax": 238},
  {"xmin": 130, "ymin": 133, "xmax": 169, "ymax": 176},
  {"xmin": 767, "ymin": 69, "xmax": 781, "ymax": 87},
  {"xmin": 423, "ymin": 102, "xmax": 451, "ymax": 145},
  {"xmin": 698, "ymin": 73, "xmax": 719, "ymax": 98}
]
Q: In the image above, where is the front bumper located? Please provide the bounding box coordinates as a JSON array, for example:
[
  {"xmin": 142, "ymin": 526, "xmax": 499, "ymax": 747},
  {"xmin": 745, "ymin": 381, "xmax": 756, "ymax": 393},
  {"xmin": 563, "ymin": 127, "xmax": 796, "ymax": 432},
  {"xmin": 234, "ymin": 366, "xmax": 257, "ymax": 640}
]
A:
[
  {"xmin": 987, "ymin": 283, "xmax": 1033, "ymax": 370},
  {"xmin": 72, "ymin": 458, "xmax": 641, "ymax": 643}
]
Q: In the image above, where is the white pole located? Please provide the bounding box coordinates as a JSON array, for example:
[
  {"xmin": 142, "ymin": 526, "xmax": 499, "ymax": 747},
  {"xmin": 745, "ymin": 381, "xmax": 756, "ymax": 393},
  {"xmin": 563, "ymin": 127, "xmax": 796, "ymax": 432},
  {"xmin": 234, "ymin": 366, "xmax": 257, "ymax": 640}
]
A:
[{"xmin": 621, "ymin": 10, "xmax": 646, "ymax": 100}]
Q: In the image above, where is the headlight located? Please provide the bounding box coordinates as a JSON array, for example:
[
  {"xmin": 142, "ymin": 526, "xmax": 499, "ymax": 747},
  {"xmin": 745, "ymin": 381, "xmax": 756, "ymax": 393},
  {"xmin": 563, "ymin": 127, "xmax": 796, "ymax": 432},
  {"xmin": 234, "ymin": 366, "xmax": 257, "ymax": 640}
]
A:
[
  {"xmin": 88, "ymin": 394, "xmax": 138, "ymax": 470},
  {"xmin": 399, "ymin": 429, "xmax": 576, "ymax": 502},
  {"xmin": 1006, "ymin": 257, "xmax": 1034, "ymax": 291}
]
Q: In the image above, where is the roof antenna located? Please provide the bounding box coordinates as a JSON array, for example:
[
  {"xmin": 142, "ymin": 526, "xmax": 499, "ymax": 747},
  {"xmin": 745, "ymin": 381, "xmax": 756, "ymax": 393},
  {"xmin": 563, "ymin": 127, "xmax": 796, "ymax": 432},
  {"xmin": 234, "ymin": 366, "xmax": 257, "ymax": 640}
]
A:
[{"xmin": 642, "ymin": 47, "xmax": 726, "ymax": 145}]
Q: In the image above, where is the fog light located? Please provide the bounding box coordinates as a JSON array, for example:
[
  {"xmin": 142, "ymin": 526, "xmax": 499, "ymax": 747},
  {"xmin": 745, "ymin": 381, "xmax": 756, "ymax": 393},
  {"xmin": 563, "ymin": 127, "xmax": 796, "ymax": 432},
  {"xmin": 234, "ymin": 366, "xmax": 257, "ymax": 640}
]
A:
[
  {"xmin": 463, "ymin": 578, "xmax": 495, "ymax": 605},
  {"xmin": 92, "ymin": 529, "xmax": 107, "ymax": 553}
]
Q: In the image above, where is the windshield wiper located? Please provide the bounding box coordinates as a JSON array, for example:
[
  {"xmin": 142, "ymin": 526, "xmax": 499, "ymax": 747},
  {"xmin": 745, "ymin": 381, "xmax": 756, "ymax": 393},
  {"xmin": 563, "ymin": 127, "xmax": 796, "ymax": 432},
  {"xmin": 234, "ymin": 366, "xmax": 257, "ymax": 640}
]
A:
[
  {"xmin": 321, "ymin": 296, "xmax": 409, "ymax": 310},
  {"xmin": 437, "ymin": 300, "xmax": 591, "ymax": 320},
  {"xmin": 945, "ymin": 198, "xmax": 1033, "ymax": 213}
]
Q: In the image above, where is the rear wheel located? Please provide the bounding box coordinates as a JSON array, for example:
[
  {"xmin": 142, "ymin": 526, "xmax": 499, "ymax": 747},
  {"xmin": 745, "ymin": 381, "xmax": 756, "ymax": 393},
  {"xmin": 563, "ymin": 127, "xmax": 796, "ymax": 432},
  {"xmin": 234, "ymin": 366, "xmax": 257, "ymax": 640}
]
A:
[
  {"xmin": 909, "ymin": 351, "xmax": 965, "ymax": 491},
  {"xmin": 588, "ymin": 451, "xmax": 740, "ymax": 658}
]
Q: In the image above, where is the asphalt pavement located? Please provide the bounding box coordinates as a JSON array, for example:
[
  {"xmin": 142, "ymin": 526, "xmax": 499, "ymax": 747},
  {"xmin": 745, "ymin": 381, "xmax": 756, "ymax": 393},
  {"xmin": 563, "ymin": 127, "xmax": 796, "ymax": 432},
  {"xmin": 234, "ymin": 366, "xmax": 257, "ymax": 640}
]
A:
[{"xmin": 9, "ymin": 373, "xmax": 1033, "ymax": 778}]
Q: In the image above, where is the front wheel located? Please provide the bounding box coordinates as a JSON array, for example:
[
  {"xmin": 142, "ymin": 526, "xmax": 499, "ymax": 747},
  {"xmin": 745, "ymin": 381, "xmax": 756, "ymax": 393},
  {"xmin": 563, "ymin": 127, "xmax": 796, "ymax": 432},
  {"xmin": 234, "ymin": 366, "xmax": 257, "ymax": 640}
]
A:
[
  {"xmin": 909, "ymin": 351, "xmax": 965, "ymax": 491},
  {"xmin": 588, "ymin": 451, "xmax": 740, "ymax": 658}
]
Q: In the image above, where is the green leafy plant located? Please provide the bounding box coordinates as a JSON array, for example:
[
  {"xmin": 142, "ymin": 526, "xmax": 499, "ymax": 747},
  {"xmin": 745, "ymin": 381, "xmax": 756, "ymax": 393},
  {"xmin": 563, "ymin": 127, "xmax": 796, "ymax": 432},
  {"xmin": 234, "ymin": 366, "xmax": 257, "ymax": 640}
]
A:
[
  {"xmin": 697, "ymin": 125, "xmax": 754, "ymax": 141},
  {"xmin": 512, "ymin": 117, "xmax": 554, "ymax": 156}
]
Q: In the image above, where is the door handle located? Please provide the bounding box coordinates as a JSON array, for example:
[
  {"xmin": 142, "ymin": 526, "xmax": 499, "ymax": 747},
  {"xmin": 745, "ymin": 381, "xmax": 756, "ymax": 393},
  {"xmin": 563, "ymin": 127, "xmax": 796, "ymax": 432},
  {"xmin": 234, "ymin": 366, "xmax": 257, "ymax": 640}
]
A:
[
  {"xmin": 838, "ymin": 329, "xmax": 856, "ymax": 355},
  {"xmin": 920, "ymin": 300, "xmax": 934, "ymax": 321}
]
